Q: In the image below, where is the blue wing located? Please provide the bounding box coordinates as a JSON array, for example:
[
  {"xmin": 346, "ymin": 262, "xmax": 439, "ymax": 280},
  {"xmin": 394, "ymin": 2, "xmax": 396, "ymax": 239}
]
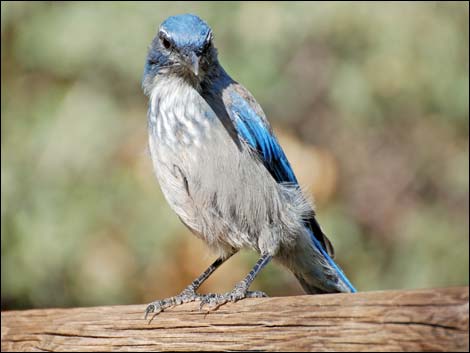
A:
[
  {"xmin": 227, "ymin": 90, "xmax": 337, "ymax": 259},
  {"xmin": 224, "ymin": 89, "xmax": 356, "ymax": 292},
  {"xmin": 228, "ymin": 91, "xmax": 297, "ymax": 185}
]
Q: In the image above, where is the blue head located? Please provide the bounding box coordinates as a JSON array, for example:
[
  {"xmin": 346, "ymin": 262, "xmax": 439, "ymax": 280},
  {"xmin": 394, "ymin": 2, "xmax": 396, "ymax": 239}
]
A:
[{"xmin": 142, "ymin": 14, "xmax": 217, "ymax": 95}]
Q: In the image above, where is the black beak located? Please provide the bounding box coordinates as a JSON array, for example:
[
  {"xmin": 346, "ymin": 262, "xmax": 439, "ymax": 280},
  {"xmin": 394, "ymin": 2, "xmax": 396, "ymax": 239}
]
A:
[{"xmin": 187, "ymin": 52, "xmax": 200, "ymax": 76}]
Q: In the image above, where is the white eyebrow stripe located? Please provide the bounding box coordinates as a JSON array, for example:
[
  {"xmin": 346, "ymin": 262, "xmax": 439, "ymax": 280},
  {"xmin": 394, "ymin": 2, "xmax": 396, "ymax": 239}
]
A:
[
  {"xmin": 159, "ymin": 28, "xmax": 169, "ymax": 37},
  {"xmin": 205, "ymin": 30, "xmax": 213, "ymax": 43}
]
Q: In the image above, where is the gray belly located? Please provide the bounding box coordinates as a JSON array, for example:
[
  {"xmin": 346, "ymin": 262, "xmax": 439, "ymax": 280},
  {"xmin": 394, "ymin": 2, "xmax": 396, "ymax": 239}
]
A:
[
  {"xmin": 147, "ymin": 87, "xmax": 308, "ymax": 257},
  {"xmin": 148, "ymin": 109, "xmax": 272, "ymax": 251}
]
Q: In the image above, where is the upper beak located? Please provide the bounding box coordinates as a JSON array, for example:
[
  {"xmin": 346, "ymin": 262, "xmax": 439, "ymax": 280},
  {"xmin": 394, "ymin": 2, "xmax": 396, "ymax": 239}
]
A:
[{"xmin": 188, "ymin": 52, "xmax": 200, "ymax": 77}]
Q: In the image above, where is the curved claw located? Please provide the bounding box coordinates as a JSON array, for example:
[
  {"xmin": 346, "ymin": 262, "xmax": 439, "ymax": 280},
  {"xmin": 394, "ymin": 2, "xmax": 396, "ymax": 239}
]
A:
[
  {"xmin": 199, "ymin": 293, "xmax": 219, "ymax": 311},
  {"xmin": 144, "ymin": 304, "xmax": 155, "ymax": 320},
  {"xmin": 144, "ymin": 302, "xmax": 163, "ymax": 320}
]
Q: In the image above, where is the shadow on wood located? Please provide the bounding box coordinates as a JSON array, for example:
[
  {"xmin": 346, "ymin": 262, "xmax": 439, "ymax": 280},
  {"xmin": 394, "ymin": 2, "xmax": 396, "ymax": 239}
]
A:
[{"xmin": 1, "ymin": 287, "xmax": 468, "ymax": 352}]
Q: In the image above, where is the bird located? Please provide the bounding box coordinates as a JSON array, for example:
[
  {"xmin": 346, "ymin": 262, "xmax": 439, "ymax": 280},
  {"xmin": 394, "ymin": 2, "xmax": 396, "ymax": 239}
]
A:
[{"xmin": 142, "ymin": 14, "xmax": 356, "ymax": 318}]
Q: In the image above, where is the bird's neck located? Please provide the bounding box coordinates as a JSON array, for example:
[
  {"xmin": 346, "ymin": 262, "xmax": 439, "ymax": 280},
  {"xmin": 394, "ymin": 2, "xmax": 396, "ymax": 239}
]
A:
[{"xmin": 150, "ymin": 75, "xmax": 195, "ymax": 111}]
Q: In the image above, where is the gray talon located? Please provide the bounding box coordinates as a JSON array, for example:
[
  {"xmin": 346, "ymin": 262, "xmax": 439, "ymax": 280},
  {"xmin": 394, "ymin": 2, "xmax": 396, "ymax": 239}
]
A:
[
  {"xmin": 144, "ymin": 303, "xmax": 156, "ymax": 320},
  {"xmin": 144, "ymin": 287, "xmax": 202, "ymax": 320},
  {"xmin": 146, "ymin": 281, "xmax": 269, "ymax": 318}
]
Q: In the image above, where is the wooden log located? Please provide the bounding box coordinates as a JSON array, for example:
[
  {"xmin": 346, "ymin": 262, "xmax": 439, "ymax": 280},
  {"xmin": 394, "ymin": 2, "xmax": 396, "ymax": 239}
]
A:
[{"xmin": 1, "ymin": 286, "xmax": 468, "ymax": 352}]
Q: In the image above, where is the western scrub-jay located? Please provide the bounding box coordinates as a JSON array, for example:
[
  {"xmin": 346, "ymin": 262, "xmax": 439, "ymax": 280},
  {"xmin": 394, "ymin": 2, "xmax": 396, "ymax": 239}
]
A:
[{"xmin": 142, "ymin": 14, "xmax": 356, "ymax": 318}]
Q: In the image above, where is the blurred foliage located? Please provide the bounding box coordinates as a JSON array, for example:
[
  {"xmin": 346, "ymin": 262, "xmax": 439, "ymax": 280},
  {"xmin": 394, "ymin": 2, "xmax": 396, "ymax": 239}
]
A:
[{"xmin": 1, "ymin": 2, "xmax": 468, "ymax": 310}]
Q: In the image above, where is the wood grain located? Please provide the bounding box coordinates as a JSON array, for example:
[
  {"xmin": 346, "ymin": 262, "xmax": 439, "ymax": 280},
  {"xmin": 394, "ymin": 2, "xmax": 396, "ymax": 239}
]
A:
[{"xmin": 1, "ymin": 287, "xmax": 468, "ymax": 352}]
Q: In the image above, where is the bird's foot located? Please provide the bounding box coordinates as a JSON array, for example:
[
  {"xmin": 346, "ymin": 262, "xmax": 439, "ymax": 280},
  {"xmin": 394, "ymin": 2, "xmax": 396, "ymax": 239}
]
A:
[
  {"xmin": 199, "ymin": 281, "xmax": 267, "ymax": 311},
  {"xmin": 145, "ymin": 286, "xmax": 202, "ymax": 320}
]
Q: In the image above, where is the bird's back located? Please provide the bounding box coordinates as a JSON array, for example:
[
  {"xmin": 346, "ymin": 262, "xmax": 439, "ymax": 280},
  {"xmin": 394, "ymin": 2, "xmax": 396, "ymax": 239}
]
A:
[{"xmin": 203, "ymin": 72, "xmax": 355, "ymax": 293}]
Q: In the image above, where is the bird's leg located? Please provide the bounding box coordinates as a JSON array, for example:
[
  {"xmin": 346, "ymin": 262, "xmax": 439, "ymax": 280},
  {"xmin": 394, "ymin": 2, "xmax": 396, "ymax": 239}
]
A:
[
  {"xmin": 200, "ymin": 253, "xmax": 272, "ymax": 310},
  {"xmin": 145, "ymin": 255, "xmax": 232, "ymax": 319}
]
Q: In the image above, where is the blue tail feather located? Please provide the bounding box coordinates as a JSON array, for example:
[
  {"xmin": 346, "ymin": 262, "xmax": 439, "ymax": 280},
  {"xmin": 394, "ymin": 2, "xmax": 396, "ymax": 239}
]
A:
[{"xmin": 307, "ymin": 229, "xmax": 356, "ymax": 293}]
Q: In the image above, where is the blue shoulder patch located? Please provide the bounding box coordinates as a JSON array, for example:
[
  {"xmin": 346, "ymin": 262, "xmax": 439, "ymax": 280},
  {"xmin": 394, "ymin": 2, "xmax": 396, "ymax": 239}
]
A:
[{"xmin": 229, "ymin": 92, "xmax": 297, "ymax": 184}]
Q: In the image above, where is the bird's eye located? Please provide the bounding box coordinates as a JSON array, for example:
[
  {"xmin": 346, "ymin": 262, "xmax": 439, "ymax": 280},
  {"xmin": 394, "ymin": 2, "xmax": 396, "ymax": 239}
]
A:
[{"xmin": 162, "ymin": 38, "xmax": 171, "ymax": 50}]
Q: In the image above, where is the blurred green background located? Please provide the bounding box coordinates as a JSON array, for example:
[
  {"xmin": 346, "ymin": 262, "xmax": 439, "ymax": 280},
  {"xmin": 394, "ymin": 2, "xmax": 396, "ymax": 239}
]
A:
[{"xmin": 1, "ymin": 2, "xmax": 468, "ymax": 310}]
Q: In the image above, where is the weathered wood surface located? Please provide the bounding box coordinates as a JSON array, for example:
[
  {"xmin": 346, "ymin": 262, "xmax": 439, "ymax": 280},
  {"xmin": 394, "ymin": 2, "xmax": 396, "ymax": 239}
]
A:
[{"xmin": 1, "ymin": 287, "xmax": 468, "ymax": 352}]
